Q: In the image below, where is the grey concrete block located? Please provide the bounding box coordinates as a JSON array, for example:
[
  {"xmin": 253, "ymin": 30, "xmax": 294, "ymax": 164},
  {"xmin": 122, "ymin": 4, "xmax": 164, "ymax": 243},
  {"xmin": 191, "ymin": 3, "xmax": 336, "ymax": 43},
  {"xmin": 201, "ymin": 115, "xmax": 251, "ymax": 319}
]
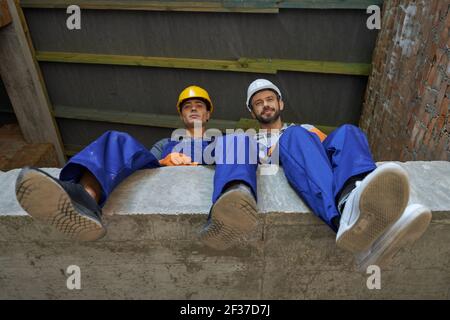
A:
[{"xmin": 0, "ymin": 162, "xmax": 449, "ymax": 299}]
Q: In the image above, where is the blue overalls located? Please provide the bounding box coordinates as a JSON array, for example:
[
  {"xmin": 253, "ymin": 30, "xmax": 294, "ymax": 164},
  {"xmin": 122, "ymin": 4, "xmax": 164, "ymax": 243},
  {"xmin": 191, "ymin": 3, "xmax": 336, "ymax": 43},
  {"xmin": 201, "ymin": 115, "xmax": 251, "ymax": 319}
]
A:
[
  {"xmin": 60, "ymin": 125, "xmax": 376, "ymax": 232},
  {"xmin": 212, "ymin": 125, "xmax": 377, "ymax": 231},
  {"xmin": 59, "ymin": 131, "xmax": 212, "ymax": 206}
]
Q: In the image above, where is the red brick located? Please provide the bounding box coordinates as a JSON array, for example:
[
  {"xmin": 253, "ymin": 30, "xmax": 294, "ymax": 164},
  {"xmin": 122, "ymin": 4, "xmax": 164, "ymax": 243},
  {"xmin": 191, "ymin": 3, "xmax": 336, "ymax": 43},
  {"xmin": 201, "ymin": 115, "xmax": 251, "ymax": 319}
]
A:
[{"xmin": 361, "ymin": 0, "xmax": 450, "ymax": 161}]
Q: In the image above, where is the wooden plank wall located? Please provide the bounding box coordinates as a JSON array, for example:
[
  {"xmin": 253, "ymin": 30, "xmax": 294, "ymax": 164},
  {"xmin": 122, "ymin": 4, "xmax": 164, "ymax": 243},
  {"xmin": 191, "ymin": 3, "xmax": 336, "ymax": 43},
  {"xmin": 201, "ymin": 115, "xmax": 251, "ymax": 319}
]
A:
[{"xmin": 0, "ymin": 0, "xmax": 382, "ymax": 155}]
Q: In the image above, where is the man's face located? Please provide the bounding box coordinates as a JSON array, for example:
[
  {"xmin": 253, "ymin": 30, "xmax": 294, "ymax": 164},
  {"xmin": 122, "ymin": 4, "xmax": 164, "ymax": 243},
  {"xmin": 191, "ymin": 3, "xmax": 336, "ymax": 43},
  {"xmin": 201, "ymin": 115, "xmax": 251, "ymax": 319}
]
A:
[
  {"xmin": 250, "ymin": 90, "xmax": 284, "ymax": 124},
  {"xmin": 180, "ymin": 98, "xmax": 211, "ymax": 128}
]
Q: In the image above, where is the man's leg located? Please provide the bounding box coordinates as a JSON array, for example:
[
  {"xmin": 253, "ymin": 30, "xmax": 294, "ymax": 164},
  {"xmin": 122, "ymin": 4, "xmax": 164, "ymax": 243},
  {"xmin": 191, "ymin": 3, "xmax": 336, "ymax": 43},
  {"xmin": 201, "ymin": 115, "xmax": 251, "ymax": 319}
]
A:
[
  {"xmin": 279, "ymin": 125, "xmax": 410, "ymax": 254},
  {"xmin": 322, "ymin": 124, "xmax": 378, "ymax": 219},
  {"xmin": 79, "ymin": 170, "xmax": 102, "ymax": 203},
  {"xmin": 322, "ymin": 125, "xmax": 410, "ymax": 253},
  {"xmin": 59, "ymin": 130, "xmax": 160, "ymax": 206},
  {"xmin": 15, "ymin": 130, "xmax": 160, "ymax": 241},
  {"xmin": 278, "ymin": 125, "xmax": 339, "ymax": 230},
  {"xmin": 200, "ymin": 133, "xmax": 258, "ymax": 250}
]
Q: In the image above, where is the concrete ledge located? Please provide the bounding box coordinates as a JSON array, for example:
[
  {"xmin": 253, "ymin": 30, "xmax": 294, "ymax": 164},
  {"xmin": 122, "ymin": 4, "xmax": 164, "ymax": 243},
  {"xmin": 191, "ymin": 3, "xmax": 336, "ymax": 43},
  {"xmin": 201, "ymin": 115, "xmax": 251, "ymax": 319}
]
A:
[{"xmin": 0, "ymin": 162, "xmax": 449, "ymax": 299}]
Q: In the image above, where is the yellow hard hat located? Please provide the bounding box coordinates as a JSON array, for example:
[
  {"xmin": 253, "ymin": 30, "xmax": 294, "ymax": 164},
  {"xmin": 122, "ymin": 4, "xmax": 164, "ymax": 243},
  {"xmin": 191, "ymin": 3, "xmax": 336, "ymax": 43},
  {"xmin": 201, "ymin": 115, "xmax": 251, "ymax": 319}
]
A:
[{"xmin": 177, "ymin": 85, "xmax": 213, "ymax": 114}]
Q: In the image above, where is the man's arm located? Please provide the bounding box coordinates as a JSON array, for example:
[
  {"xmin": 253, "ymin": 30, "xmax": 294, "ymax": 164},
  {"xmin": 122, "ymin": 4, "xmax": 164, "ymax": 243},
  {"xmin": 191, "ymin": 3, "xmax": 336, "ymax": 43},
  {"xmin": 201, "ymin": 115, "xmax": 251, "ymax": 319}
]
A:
[{"xmin": 151, "ymin": 138, "xmax": 198, "ymax": 166}]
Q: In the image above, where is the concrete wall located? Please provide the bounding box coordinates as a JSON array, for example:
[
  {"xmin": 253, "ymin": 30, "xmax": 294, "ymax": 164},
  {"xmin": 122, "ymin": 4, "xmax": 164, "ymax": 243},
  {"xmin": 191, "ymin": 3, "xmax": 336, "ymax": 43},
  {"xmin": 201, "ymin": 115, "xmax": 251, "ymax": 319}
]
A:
[
  {"xmin": 0, "ymin": 162, "xmax": 449, "ymax": 299},
  {"xmin": 360, "ymin": 0, "xmax": 449, "ymax": 161}
]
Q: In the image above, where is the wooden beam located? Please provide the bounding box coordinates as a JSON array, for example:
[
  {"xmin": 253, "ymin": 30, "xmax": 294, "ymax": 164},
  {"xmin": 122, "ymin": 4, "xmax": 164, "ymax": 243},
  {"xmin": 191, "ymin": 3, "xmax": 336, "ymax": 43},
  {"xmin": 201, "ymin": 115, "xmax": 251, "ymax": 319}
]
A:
[
  {"xmin": 36, "ymin": 51, "xmax": 277, "ymax": 74},
  {"xmin": 19, "ymin": 1, "xmax": 279, "ymax": 13},
  {"xmin": 279, "ymin": 0, "xmax": 383, "ymax": 9},
  {"xmin": 0, "ymin": 0, "xmax": 65, "ymax": 165},
  {"xmin": 241, "ymin": 57, "xmax": 371, "ymax": 76},
  {"xmin": 36, "ymin": 51, "xmax": 371, "ymax": 76},
  {"xmin": 0, "ymin": 0, "xmax": 12, "ymax": 28},
  {"xmin": 55, "ymin": 104, "xmax": 338, "ymax": 156},
  {"xmin": 54, "ymin": 104, "xmax": 337, "ymax": 133},
  {"xmin": 3, "ymin": 105, "xmax": 336, "ymax": 157},
  {"xmin": 54, "ymin": 105, "xmax": 239, "ymax": 131},
  {"xmin": 19, "ymin": 0, "xmax": 383, "ymax": 11}
]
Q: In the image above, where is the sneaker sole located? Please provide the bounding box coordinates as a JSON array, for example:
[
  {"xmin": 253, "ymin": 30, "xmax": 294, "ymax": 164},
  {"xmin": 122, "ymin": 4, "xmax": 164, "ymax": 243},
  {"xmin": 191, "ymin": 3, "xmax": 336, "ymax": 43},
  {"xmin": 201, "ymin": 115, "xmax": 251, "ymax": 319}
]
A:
[
  {"xmin": 337, "ymin": 163, "xmax": 410, "ymax": 252},
  {"xmin": 15, "ymin": 168, "xmax": 106, "ymax": 241},
  {"xmin": 200, "ymin": 188, "xmax": 258, "ymax": 250},
  {"xmin": 357, "ymin": 204, "xmax": 431, "ymax": 271}
]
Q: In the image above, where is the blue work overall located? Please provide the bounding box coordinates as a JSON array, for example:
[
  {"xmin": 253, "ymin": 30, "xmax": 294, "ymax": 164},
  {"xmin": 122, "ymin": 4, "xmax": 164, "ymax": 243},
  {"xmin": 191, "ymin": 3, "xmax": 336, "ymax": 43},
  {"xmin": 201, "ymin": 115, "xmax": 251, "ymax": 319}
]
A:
[
  {"xmin": 212, "ymin": 125, "xmax": 377, "ymax": 231},
  {"xmin": 60, "ymin": 126, "xmax": 376, "ymax": 231},
  {"xmin": 60, "ymin": 130, "xmax": 210, "ymax": 207}
]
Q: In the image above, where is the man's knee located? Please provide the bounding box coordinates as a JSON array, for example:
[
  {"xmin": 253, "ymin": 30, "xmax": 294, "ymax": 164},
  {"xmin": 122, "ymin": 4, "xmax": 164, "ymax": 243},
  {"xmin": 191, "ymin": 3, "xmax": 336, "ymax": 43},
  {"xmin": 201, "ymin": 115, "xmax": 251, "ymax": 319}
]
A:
[
  {"xmin": 335, "ymin": 124, "xmax": 361, "ymax": 135},
  {"xmin": 280, "ymin": 125, "xmax": 317, "ymax": 146},
  {"xmin": 101, "ymin": 130, "xmax": 134, "ymax": 141}
]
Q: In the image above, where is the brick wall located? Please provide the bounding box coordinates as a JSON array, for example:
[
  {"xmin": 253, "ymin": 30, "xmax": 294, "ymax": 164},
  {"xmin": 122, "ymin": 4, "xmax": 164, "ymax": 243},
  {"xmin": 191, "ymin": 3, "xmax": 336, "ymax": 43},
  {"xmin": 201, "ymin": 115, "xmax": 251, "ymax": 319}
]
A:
[{"xmin": 360, "ymin": 0, "xmax": 449, "ymax": 161}]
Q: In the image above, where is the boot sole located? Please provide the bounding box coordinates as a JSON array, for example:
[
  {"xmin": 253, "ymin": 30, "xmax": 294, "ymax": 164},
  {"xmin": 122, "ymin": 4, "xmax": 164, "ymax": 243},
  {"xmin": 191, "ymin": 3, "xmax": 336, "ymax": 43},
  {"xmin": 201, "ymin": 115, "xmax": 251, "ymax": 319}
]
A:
[
  {"xmin": 337, "ymin": 163, "xmax": 410, "ymax": 252},
  {"xmin": 356, "ymin": 205, "xmax": 431, "ymax": 271},
  {"xmin": 15, "ymin": 168, "xmax": 106, "ymax": 241},
  {"xmin": 200, "ymin": 188, "xmax": 258, "ymax": 250}
]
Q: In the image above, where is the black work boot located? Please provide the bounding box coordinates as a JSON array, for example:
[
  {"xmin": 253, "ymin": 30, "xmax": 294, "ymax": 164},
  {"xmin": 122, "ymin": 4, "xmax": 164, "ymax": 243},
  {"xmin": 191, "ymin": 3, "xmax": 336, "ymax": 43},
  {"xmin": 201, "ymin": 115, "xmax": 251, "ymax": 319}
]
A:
[{"xmin": 15, "ymin": 167, "xmax": 106, "ymax": 241}]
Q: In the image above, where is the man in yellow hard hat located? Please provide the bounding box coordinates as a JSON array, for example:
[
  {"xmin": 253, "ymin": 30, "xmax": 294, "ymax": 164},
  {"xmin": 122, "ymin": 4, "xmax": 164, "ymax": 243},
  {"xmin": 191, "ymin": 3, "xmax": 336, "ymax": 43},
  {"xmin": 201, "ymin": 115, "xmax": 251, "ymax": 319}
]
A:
[
  {"xmin": 15, "ymin": 85, "xmax": 213, "ymax": 241},
  {"xmin": 157, "ymin": 85, "xmax": 214, "ymax": 166}
]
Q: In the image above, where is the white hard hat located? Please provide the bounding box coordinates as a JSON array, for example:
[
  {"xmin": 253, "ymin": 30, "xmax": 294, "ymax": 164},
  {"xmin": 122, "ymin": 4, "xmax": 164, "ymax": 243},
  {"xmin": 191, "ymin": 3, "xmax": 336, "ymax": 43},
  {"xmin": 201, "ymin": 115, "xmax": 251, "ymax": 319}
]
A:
[{"xmin": 246, "ymin": 79, "xmax": 282, "ymax": 112}]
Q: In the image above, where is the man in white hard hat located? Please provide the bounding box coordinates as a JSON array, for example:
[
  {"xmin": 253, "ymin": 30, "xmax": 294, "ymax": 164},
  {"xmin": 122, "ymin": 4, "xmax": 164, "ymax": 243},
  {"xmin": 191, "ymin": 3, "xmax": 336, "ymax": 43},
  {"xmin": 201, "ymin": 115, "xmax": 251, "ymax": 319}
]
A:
[{"xmin": 200, "ymin": 79, "xmax": 431, "ymax": 270}]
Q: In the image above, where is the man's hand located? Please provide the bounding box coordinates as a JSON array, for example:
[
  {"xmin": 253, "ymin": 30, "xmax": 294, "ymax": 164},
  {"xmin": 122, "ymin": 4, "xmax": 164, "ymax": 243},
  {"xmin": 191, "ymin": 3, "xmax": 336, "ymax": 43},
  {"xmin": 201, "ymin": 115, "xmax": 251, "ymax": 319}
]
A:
[{"xmin": 159, "ymin": 153, "xmax": 198, "ymax": 166}]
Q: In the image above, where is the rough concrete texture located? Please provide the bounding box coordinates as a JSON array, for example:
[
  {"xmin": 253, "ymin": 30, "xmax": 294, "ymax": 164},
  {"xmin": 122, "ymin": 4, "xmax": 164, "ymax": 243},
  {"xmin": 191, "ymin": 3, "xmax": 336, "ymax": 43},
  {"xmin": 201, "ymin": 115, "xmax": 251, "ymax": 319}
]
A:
[
  {"xmin": 360, "ymin": 0, "xmax": 450, "ymax": 161},
  {"xmin": 0, "ymin": 162, "xmax": 449, "ymax": 299}
]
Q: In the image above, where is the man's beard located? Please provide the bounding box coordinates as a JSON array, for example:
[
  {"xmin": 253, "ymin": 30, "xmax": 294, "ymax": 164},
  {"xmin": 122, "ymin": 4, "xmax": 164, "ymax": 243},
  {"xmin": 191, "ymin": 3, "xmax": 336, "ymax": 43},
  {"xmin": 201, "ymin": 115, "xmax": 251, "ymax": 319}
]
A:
[{"xmin": 254, "ymin": 108, "xmax": 281, "ymax": 124}]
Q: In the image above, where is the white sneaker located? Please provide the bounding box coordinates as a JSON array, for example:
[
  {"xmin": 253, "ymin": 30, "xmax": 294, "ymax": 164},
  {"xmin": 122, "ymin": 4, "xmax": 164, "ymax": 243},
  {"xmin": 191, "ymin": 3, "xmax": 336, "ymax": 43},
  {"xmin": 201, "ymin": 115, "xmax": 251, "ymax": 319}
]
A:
[
  {"xmin": 200, "ymin": 184, "xmax": 258, "ymax": 250},
  {"xmin": 356, "ymin": 204, "xmax": 432, "ymax": 271},
  {"xmin": 336, "ymin": 163, "xmax": 410, "ymax": 253}
]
